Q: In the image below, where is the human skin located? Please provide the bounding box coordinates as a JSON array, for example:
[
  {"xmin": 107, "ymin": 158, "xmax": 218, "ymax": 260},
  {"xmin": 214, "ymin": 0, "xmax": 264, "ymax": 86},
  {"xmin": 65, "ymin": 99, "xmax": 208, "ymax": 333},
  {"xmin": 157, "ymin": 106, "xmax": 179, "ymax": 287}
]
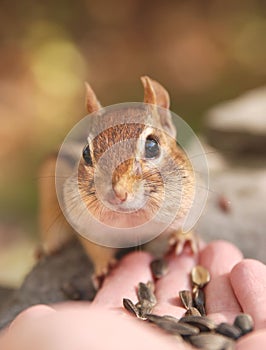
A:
[{"xmin": 0, "ymin": 240, "xmax": 265, "ymax": 350}]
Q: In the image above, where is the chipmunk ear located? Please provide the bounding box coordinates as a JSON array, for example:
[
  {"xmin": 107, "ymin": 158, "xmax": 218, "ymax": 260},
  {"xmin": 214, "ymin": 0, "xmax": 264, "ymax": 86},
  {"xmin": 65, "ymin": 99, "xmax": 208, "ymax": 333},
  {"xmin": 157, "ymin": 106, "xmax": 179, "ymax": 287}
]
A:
[
  {"xmin": 141, "ymin": 76, "xmax": 170, "ymax": 109},
  {"xmin": 84, "ymin": 82, "xmax": 102, "ymax": 114},
  {"xmin": 141, "ymin": 76, "xmax": 176, "ymax": 137}
]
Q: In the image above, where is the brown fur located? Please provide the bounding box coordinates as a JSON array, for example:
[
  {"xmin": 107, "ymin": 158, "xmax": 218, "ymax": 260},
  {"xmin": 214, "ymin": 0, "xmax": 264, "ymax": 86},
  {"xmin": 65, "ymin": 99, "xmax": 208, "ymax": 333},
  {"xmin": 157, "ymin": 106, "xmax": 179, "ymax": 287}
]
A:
[{"xmin": 39, "ymin": 76, "xmax": 196, "ymax": 285}]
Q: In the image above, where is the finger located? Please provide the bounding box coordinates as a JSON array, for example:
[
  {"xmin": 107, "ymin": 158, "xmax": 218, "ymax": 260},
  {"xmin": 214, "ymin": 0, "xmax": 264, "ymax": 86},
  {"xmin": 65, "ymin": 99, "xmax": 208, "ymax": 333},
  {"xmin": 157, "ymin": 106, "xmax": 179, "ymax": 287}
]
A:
[
  {"xmin": 93, "ymin": 251, "xmax": 153, "ymax": 308},
  {"xmin": 153, "ymin": 251, "xmax": 198, "ymax": 317},
  {"xmin": 9, "ymin": 305, "xmax": 55, "ymax": 331},
  {"xmin": 199, "ymin": 241, "xmax": 243, "ymax": 323},
  {"xmin": 230, "ymin": 259, "xmax": 266, "ymax": 330},
  {"xmin": 236, "ymin": 330, "xmax": 266, "ymax": 350},
  {"xmin": 0, "ymin": 305, "xmax": 56, "ymax": 350}
]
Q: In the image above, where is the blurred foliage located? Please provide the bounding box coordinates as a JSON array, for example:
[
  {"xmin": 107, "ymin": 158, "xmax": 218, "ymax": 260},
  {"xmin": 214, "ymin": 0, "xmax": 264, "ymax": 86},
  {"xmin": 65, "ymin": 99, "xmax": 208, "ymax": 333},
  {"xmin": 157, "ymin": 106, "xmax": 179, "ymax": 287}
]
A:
[{"xmin": 0, "ymin": 0, "xmax": 266, "ymax": 242}]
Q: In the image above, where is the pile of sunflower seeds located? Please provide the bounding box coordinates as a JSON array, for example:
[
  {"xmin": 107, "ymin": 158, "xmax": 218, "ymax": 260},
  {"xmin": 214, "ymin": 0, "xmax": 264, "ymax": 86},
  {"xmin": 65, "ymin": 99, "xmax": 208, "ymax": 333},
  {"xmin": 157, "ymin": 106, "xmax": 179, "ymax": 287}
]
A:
[{"xmin": 123, "ymin": 259, "xmax": 254, "ymax": 350}]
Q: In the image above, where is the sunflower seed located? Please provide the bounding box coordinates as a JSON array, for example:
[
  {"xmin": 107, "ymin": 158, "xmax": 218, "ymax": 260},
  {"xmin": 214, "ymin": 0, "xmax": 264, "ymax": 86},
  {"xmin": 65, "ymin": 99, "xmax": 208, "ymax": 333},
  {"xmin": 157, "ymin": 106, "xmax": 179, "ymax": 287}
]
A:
[
  {"xmin": 224, "ymin": 342, "xmax": 236, "ymax": 350},
  {"xmin": 191, "ymin": 265, "xmax": 211, "ymax": 288},
  {"xmin": 146, "ymin": 314, "xmax": 170, "ymax": 323},
  {"xmin": 146, "ymin": 280, "xmax": 155, "ymax": 293},
  {"xmin": 216, "ymin": 322, "xmax": 242, "ymax": 340},
  {"xmin": 122, "ymin": 269, "xmax": 254, "ymax": 349},
  {"xmin": 136, "ymin": 300, "xmax": 154, "ymax": 319},
  {"xmin": 146, "ymin": 313, "xmax": 161, "ymax": 321},
  {"xmin": 179, "ymin": 315, "xmax": 216, "ymax": 332},
  {"xmin": 233, "ymin": 314, "xmax": 254, "ymax": 335},
  {"xmin": 189, "ymin": 333, "xmax": 235, "ymax": 350},
  {"xmin": 137, "ymin": 282, "xmax": 157, "ymax": 306},
  {"xmin": 185, "ymin": 307, "xmax": 202, "ymax": 317},
  {"xmin": 193, "ymin": 287, "xmax": 206, "ymax": 316},
  {"xmin": 146, "ymin": 314, "xmax": 199, "ymax": 336},
  {"xmin": 179, "ymin": 290, "xmax": 193, "ymax": 310},
  {"xmin": 163, "ymin": 315, "xmax": 180, "ymax": 322},
  {"xmin": 123, "ymin": 298, "xmax": 139, "ymax": 317},
  {"xmin": 150, "ymin": 258, "xmax": 168, "ymax": 279}
]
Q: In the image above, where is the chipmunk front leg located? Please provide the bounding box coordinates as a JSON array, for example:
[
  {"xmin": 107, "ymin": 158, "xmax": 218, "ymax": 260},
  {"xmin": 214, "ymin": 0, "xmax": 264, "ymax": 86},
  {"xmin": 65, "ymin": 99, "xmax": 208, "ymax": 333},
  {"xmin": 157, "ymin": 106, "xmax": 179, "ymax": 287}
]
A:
[
  {"xmin": 78, "ymin": 236, "xmax": 118, "ymax": 289},
  {"xmin": 168, "ymin": 229, "xmax": 199, "ymax": 255},
  {"xmin": 39, "ymin": 156, "xmax": 117, "ymax": 288}
]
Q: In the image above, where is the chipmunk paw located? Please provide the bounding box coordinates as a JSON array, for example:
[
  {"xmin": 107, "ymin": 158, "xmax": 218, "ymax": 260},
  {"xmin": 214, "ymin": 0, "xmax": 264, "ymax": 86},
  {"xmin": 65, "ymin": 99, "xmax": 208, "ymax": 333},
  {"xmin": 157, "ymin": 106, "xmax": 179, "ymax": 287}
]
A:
[
  {"xmin": 168, "ymin": 229, "xmax": 199, "ymax": 255},
  {"xmin": 92, "ymin": 258, "xmax": 118, "ymax": 290}
]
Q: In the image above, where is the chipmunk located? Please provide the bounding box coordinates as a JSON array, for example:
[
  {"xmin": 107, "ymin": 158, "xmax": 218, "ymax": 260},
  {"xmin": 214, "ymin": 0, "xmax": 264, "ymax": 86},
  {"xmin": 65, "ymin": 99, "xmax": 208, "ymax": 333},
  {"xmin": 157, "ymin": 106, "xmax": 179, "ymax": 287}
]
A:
[{"xmin": 38, "ymin": 76, "xmax": 198, "ymax": 286}]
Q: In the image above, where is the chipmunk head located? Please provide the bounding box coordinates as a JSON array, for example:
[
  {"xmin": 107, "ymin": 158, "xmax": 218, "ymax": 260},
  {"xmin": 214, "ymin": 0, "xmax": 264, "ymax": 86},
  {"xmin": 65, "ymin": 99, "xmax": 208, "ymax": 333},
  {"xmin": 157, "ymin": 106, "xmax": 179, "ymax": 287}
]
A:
[{"xmin": 75, "ymin": 76, "xmax": 195, "ymax": 232}]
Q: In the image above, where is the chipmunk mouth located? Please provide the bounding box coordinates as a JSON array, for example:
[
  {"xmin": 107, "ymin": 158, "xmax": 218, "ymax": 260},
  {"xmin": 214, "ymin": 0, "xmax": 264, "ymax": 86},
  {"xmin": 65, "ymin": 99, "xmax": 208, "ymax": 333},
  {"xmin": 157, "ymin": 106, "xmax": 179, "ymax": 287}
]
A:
[{"xmin": 103, "ymin": 186, "xmax": 147, "ymax": 213}]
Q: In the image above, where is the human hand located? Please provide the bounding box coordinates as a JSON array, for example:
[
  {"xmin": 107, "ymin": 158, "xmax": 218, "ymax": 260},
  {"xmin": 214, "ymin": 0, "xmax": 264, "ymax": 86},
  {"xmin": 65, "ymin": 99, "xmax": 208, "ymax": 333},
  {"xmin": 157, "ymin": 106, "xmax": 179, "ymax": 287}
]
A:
[{"xmin": 0, "ymin": 240, "xmax": 265, "ymax": 349}]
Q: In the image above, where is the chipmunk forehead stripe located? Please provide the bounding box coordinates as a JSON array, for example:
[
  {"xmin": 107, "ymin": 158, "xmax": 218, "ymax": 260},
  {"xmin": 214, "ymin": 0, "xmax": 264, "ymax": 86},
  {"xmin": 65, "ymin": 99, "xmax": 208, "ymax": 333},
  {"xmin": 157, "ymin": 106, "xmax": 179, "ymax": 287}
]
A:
[{"xmin": 91, "ymin": 123, "xmax": 146, "ymax": 160}]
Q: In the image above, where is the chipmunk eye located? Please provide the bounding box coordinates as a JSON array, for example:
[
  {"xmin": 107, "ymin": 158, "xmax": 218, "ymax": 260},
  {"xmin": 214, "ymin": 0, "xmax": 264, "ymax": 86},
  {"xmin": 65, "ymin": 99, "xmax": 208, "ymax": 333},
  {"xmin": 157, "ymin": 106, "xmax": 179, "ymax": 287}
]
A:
[
  {"xmin": 145, "ymin": 136, "xmax": 160, "ymax": 159},
  {"xmin": 82, "ymin": 144, "xmax": 93, "ymax": 166}
]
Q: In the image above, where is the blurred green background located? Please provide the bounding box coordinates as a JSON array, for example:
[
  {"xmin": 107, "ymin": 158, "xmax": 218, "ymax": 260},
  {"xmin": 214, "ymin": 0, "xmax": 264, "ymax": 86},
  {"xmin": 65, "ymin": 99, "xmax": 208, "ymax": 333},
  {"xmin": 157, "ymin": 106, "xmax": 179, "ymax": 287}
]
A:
[{"xmin": 1, "ymin": 0, "xmax": 266, "ymax": 287}]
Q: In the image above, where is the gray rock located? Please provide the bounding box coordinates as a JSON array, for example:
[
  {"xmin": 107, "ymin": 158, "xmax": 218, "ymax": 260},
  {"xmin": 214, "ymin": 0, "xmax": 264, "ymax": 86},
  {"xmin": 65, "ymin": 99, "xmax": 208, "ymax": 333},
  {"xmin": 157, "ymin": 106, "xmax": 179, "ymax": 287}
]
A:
[
  {"xmin": 195, "ymin": 152, "xmax": 266, "ymax": 263},
  {"xmin": 0, "ymin": 240, "xmax": 96, "ymax": 330},
  {"xmin": 205, "ymin": 87, "xmax": 266, "ymax": 154},
  {"xmin": 199, "ymin": 87, "xmax": 266, "ymax": 261},
  {"xmin": 0, "ymin": 287, "xmax": 15, "ymax": 313}
]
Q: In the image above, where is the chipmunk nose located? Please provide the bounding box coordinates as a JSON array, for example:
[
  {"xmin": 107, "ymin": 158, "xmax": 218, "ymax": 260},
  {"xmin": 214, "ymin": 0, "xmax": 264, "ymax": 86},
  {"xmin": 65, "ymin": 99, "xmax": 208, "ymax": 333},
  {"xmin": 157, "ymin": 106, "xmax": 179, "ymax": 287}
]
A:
[
  {"xmin": 108, "ymin": 186, "xmax": 128, "ymax": 205},
  {"xmin": 113, "ymin": 183, "xmax": 128, "ymax": 202},
  {"xmin": 108, "ymin": 159, "xmax": 141, "ymax": 206}
]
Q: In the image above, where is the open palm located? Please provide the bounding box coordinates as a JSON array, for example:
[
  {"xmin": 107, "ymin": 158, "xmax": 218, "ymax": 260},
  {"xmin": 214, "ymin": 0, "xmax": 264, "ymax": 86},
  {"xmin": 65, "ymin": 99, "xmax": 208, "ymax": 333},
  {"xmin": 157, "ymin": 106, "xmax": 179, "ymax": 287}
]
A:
[{"xmin": 1, "ymin": 241, "xmax": 265, "ymax": 349}]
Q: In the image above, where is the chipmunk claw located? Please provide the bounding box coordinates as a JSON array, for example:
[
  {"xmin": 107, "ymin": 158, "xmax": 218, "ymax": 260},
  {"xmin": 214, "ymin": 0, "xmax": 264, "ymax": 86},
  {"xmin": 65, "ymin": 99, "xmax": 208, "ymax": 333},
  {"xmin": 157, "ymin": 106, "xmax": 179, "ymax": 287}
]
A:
[
  {"xmin": 92, "ymin": 258, "xmax": 118, "ymax": 290},
  {"xmin": 168, "ymin": 230, "xmax": 199, "ymax": 255}
]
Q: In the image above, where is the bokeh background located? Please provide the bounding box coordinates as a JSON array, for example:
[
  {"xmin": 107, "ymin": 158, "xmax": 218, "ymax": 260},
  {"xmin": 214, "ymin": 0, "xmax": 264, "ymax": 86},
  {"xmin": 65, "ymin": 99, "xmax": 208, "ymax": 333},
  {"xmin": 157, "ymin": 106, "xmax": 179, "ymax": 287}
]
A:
[{"xmin": 1, "ymin": 0, "xmax": 266, "ymax": 287}]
